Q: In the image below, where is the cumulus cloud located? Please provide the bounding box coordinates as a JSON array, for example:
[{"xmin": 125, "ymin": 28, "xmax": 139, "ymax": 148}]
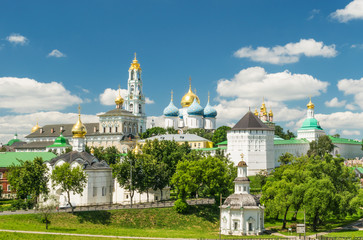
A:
[
  {"xmin": 331, "ymin": 0, "xmax": 363, "ymax": 23},
  {"xmin": 0, "ymin": 77, "xmax": 82, "ymax": 113},
  {"xmin": 216, "ymin": 67, "xmax": 329, "ymax": 101},
  {"xmin": 99, "ymin": 88, "xmax": 154, "ymax": 105},
  {"xmin": 0, "ymin": 111, "xmax": 98, "ymax": 145},
  {"xmin": 342, "ymin": 130, "xmax": 361, "ymax": 136},
  {"xmin": 234, "ymin": 39, "xmax": 337, "ymax": 64},
  {"xmin": 346, "ymin": 103, "xmax": 357, "ymax": 110},
  {"xmin": 6, "ymin": 33, "xmax": 28, "ymax": 45},
  {"xmin": 325, "ymin": 97, "xmax": 346, "ymax": 107},
  {"xmin": 308, "ymin": 9, "xmax": 320, "ymax": 20},
  {"xmin": 337, "ymin": 77, "xmax": 363, "ymax": 109},
  {"xmin": 48, "ymin": 49, "xmax": 66, "ymax": 58}
]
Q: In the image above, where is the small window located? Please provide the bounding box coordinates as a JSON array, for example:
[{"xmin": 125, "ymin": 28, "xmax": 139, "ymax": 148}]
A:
[
  {"xmin": 109, "ymin": 127, "xmax": 112, "ymax": 133},
  {"xmin": 0, "ymin": 172, "xmax": 3, "ymax": 179},
  {"xmin": 238, "ymin": 186, "xmax": 241, "ymax": 191},
  {"xmin": 7, "ymin": 185, "xmax": 11, "ymax": 192},
  {"xmin": 126, "ymin": 195, "xmax": 128, "ymax": 199},
  {"xmin": 234, "ymin": 221, "xmax": 238, "ymax": 230},
  {"xmin": 103, "ymin": 127, "xmax": 106, "ymax": 133},
  {"xmin": 115, "ymin": 127, "xmax": 118, "ymax": 133},
  {"xmin": 249, "ymin": 223, "xmax": 252, "ymax": 231},
  {"xmin": 93, "ymin": 187, "xmax": 97, "ymax": 197},
  {"xmin": 244, "ymin": 186, "xmax": 247, "ymax": 191},
  {"xmin": 155, "ymin": 196, "xmax": 158, "ymax": 201},
  {"xmin": 102, "ymin": 187, "xmax": 106, "ymax": 196}
]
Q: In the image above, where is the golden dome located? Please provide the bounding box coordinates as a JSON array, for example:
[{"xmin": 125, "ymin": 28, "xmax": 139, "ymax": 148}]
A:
[
  {"xmin": 307, "ymin": 97, "xmax": 314, "ymax": 109},
  {"xmin": 254, "ymin": 108, "xmax": 258, "ymax": 116},
  {"xmin": 129, "ymin": 53, "xmax": 142, "ymax": 71},
  {"xmin": 132, "ymin": 143, "xmax": 142, "ymax": 155},
  {"xmin": 31, "ymin": 122, "xmax": 40, "ymax": 133},
  {"xmin": 90, "ymin": 147, "xmax": 95, "ymax": 155},
  {"xmin": 269, "ymin": 109, "xmax": 273, "ymax": 116},
  {"xmin": 115, "ymin": 86, "xmax": 124, "ymax": 106},
  {"xmin": 181, "ymin": 77, "xmax": 200, "ymax": 108},
  {"xmin": 72, "ymin": 106, "xmax": 87, "ymax": 138}
]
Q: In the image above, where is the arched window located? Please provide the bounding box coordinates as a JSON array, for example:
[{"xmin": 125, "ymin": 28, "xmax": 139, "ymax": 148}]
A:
[
  {"xmin": 109, "ymin": 127, "xmax": 112, "ymax": 133},
  {"xmin": 139, "ymin": 104, "xmax": 142, "ymax": 113},
  {"xmin": 129, "ymin": 104, "xmax": 133, "ymax": 111},
  {"xmin": 130, "ymin": 85, "xmax": 134, "ymax": 92},
  {"xmin": 131, "ymin": 72, "xmax": 134, "ymax": 79}
]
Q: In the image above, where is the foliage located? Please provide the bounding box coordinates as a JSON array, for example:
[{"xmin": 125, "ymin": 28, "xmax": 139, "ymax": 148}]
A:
[
  {"xmin": 211, "ymin": 126, "xmax": 231, "ymax": 145},
  {"xmin": 172, "ymin": 154, "xmax": 236, "ymax": 200},
  {"xmin": 139, "ymin": 127, "xmax": 166, "ymax": 139},
  {"xmin": 64, "ymin": 147, "xmax": 72, "ymax": 153},
  {"xmin": 278, "ymin": 152, "xmax": 294, "ymax": 165},
  {"xmin": 36, "ymin": 195, "xmax": 59, "ymax": 229},
  {"xmin": 185, "ymin": 128, "xmax": 213, "ymax": 141},
  {"xmin": 7, "ymin": 157, "xmax": 49, "ymax": 204},
  {"xmin": 307, "ymin": 135, "xmax": 334, "ymax": 157},
  {"xmin": 254, "ymin": 170, "xmax": 268, "ymax": 191},
  {"xmin": 0, "ymin": 146, "xmax": 6, "ymax": 152},
  {"xmin": 51, "ymin": 163, "xmax": 87, "ymax": 214},
  {"xmin": 275, "ymin": 125, "xmax": 296, "ymax": 140},
  {"xmin": 85, "ymin": 146, "xmax": 120, "ymax": 165},
  {"xmin": 11, "ymin": 199, "xmax": 34, "ymax": 210},
  {"xmin": 262, "ymin": 153, "xmax": 360, "ymax": 231},
  {"xmin": 173, "ymin": 199, "xmax": 189, "ymax": 214},
  {"xmin": 165, "ymin": 127, "xmax": 178, "ymax": 134}
]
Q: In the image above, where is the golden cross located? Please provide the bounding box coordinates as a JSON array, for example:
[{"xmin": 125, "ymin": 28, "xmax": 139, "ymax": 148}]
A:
[
  {"xmin": 78, "ymin": 104, "xmax": 81, "ymax": 116},
  {"xmin": 240, "ymin": 153, "xmax": 244, "ymax": 160},
  {"xmin": 189, "ymin": 76, "xmax": 191, "ymax": 89},
  {"xmin": 171, "ymin": 90, "xmax": 173, "ymax": 101},
  {"xmin": 208, "ymin": 91, "xmax": 210, "ymax": 102},
  {"xmin": 134, "ymin": 52, "xmax": 137, "ymax": 60}
]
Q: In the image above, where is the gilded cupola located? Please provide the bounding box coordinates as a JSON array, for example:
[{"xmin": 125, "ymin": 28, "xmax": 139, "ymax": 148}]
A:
[
  {"xmin": 132, "ymin": 142, "xmax": 142, "ymax": 155},
  {"xmin": 115, "ymin": 85, "xmax": 124, "ymax": 108},
  {"xmin": 307, "ymin": 97, "xmax": 314, "ymax": 109},
  {"xmin": 254, "ymin": 108, "xmax": 258, "ymax": 116},
  {"xmin": 181, "ymin": 77, "xmax": 200, "ymax": 108},
  {"xmin": 260, "ymin": 98, "xmax": 267, "ymax": 116},
  {"xmin": 129, "ymin": 53, "xmax": 142, "ymax": 71},
  {"xmin": 268, "ymin": 109, "xmax": 273, "ymax": 117},
  {"xmin": 31, "ymin": 121, "xmax": 40, "ymax": 133},
  {"xmin": 72, "ymin": 105, "xmax": 87, "ymax": 138}
]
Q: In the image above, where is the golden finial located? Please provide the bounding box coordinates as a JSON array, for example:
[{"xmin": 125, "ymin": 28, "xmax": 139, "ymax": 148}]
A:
[
  {"xmin": 115, "ymin": 85, "xmax": 124, "ymax": 106},
  {"xmin": 240, "ymin": 153, "xmax": 244, "ymax": 160},
  {"xmin": 208, "ymin": 91, "xmax": 210, "ymax": 102},
  {"xmin": 189, "ymin": 76, "xmax": 192, "ymax": 90},
  {"xmin": 78, "ymin": 104, "xmax": 81, "ymax": 116},
  {"xmin": 134, "ymin": 52, "xmax": 137, "ymax": 60},
  {"xmin": 307, "ymin": 96, "xmax": 314, "ymax": 109},
  {"xmin": 194, "ymin": 88, "xmax": 197, "ymax": 95},
  {"xmin": 171, "ymin": 90, "xmax": 173, "ymax": 102},
  {"xmin": 72, "ymin": 105, "xmax": 87, "ymax": 138},
  {"xmin": 90, "ymin": 147, "xmax": 95, "ymax": 155}
]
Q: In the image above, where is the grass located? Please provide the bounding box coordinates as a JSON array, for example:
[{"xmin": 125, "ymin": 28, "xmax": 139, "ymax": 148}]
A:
[
  {"xmin": 0, "ymin": 231, "xmax": 126, "ymax": 240},
  {"xmin": 0, "ymin": 205, "xmax": 283, "ymax": 239},
  {"xmin": 326, "ymin": 230, "xmax": 363, "ymax": 237}
]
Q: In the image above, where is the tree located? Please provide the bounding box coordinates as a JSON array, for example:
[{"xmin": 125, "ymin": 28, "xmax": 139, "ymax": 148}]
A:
[
  {"xmin": 278, "ymin": 152, "xmax": 294, "ymax": 165},
  {"xmin": 36, "ymin": 195, "xmax": 59, "ymax": 230},
  {"xmin": 0, "ymin": 146, "xmax": 6, "ymax": 152},
  {"xmin": 86, "ymin": 146, "xmax": 121, "ymax": 165},
  {"xmin": 51, "ymin": 163, "xmax": 87, "ymax": 214},
  {"xmin": 255, "ymin": 170, "xmax": 268, "ymax": 191},
  {"xmin": 8, "ymin": 157, "xmax": 49, "ymax": 204},
  {"xmin": 307, "ymin": 135, "xmax": 334, "ymax": 157},
  {"xmin": 212, "ymin": 126, "xmax": 231, "ymax": 145},
  {"xmin": 139, "ymin": 127, "xmax": 166, "ymax": 139},
  {"xmin": 274, "ymin": 125, "xmax": 296, "ymax": 140}
]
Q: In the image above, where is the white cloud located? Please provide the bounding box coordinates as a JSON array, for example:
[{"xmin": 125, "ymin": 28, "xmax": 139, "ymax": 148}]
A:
[
  {"xmin": 0, "ymin": 111, "xmax": 98, "ymax": 145},
  {"xmin": 346, "ymin": 103, "xmax": 357, "ymax": 110},
  {"xmin": 6, "ymin": 33, "xmax": 28, "ymax": 45},
  {"xmin": 48, "ymin": 49, "xmax": 66, "ymax": 58},
  {"xmin": 216, "ymin": 67, "xmax": 328, "ymax": 101},
  {"xmin": 342, "ymin": 130, "xmax": 361, "ymax": 136},
  {"xmin": 0, "ymin": 77, "xmax": 82, "ymax": 113},
  {"xmin": 351, "ymin": 44, "xmax": 363, "ymax": 49},
  {"xmin": 308, "ymin": 9, "xmax": 320, "ymax": 20},
  {"xmin": 331, "ymin": 0, "xmax": 363, "ymax": 23},
  {"xmin": 329, "ymin": 129, "xmax": 337, "ymax": 135},
  {"xmin": 99, "ymin": 88, "xmax": 154, "ymax": 105},
  {"xmin": 234, "ymin": 39, "xmax": 337, "ymax": 64},
  {"xmin": 325, "ymin": 97, "xmax": 346, "ymax": 107},
  {"xmin": 337, "ymin": 77, "xmax": 363, "ymax": 109}
]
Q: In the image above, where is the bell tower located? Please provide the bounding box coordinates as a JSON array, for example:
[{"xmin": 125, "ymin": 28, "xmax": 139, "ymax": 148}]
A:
[{"xmin": 124, "ymin": 53, "xmax": 146, "ymax": 133}]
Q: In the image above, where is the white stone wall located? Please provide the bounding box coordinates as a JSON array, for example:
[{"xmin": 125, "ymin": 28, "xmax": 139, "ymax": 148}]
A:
[
  {"xmin": 204, "ymin": 118, "xmax": 216, "ymax": 130},
  {"xmin": 333, "ymin": 143, "xmax": 363, "ymax": 159},
  {"xmin": 297, "ymin": 129, "xmax": 325, "ymax": 142},
  {"xmin": 164, "ymin": 117, "xmax": 177, "ymax": 129},
  {"xmin": 274, "ymin": 143, "xmax": 310, "ymax": 167}
]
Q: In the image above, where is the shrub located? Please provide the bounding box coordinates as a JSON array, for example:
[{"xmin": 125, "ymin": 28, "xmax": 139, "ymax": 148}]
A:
[{"xmin": 174, "ymin": 199, "xmax": 189, "ymax": 214}]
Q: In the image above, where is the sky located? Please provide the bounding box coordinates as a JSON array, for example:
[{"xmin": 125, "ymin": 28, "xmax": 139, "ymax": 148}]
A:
[{"xmin": 1, "ymin": 0, "xmax": 363, "ymax": 144}]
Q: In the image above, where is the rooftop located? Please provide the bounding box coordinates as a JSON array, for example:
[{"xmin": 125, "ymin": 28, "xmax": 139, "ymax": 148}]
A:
[
  {"xmin": 231, "ymin": 111, "xmax": 272, "ymax": 131},
  {"xmin": 0, "ymin": 152, "xmax": 57, "ymax": 168},
  {"xmin": 140, "ymin": 134, "xmax": 211, "ymax": 142}
]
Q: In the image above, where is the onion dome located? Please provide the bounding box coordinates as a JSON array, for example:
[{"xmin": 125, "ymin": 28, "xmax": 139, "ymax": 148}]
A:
[
  {"xmin": 268, "ymin": 109, "xmax": 273, "ymax": 117},
  {"xmin": 132, "ymin": 143, "xmax": 142, "ymax": 155},
  {"xmin": 115, "ymin": 86, "xmax": 124, "ymax": 106},
  {"xmin": 187, "ymin": 98, "xmax": 204, "ymax": 115},
  {"xmin": 72, "ymin": 106, "xmax": 87, "ymax": 138},
  {"xmin": 163, "ymin": 90, "xmax": 179, "ymax": 117},
  {"xmin": 307, "ymin": 97, "xmax": 314, "ymax": 109},
  {"xmin": 129, "ymin": 53, "xmax": 142, "ymax": 71},
  {"xmin": 203, "ymin": 94, "xmax": 217, "ymax": 118},
  {"xmin": 260, "ymin": 98, "xmax": 267, "ymax": 115},
  {"xmin": 254, "ymin": 108, "xmax": 258, "ymax": 116},
  {"xmin": 237, "ymin": 161, "xmax": 247, "ymax": 167},
  {"xmin": 31, "ymin": 121, "xmax": 40, "ymax": 133},
  {"xmin": 181, "ymin": 77, "xmax": 200, "ymax": 108}
]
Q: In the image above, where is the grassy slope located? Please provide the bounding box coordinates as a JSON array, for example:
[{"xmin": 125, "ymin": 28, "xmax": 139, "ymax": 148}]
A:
[
  {"xmin": 0, "ymin": 206, "xmax": 282, "ymax": 239},
  {"xmin": 0, "ymin": 231, "xmax": 125, "ymax": 240}
]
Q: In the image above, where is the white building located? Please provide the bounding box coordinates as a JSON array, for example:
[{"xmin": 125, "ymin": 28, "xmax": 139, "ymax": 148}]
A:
[
  {"xmin": 220, "ymin": 160, "xmax": 264, "ymax": 235},
  {"xmin": 163, "ymin": 79, "xmax": 217, "ymax": 130}
]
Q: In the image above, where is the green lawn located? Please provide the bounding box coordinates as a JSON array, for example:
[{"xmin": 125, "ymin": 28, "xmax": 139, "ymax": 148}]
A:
[
  {"xmin": 0, "ymin": 206, "xmax": 282, "ymax": 239},
  {"xmin": 326, "ymin": 230, "xmax": 363, "ymax": 237},
  {"xmin": 0, "ymin": 231, "xmax": 125, "ymax": 240}
]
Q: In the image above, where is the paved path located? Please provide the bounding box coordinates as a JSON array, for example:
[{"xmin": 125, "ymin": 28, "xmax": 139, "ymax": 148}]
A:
[{"xmin": 0, "ymin": 229, "xmax": 196, "ymax": 240}]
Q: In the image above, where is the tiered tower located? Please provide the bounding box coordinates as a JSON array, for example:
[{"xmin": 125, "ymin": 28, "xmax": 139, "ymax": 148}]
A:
[
  {"xmin": 297, "ymin": 98, "xmax": 325, "ymax": 141},
  {"xmin": 72, "ymin": 105, "xmax": 87, "ymax": 152},
  {"xmin": 124, "ymin": 53, "xmax": 146, "ymax": 133}
]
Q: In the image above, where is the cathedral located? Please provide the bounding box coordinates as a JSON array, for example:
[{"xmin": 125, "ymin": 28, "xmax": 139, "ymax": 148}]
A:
[
  {"xmin": 22, "ymin": 55, "xmax": 147, "ymax": 153},
  {"xmin": 163, "ymin": 78, "xmax": 217, "ymax": 130}
]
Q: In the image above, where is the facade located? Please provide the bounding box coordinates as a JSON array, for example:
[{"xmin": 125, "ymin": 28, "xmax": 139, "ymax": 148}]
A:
[
  {"xmin": 221, "ymin": 160, "xmax": 264, "ymax": 235},
  {"xmin": 23, "ymin": 55, "xmax": 147, "ymax": 153},
  {"xmin": 140, "ymin": 134, "xmax": 213, "ymax": 149},
  {"xmin": 163, "ymin": 79, "xmax": 217, "ymax": 130},
  {"xmin": 227, "ymin": 111, "xmax": 275, "ymax": 175}
]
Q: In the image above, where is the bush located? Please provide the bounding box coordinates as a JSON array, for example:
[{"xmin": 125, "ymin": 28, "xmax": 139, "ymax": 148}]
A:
[
  {"xmin": 174, "ymin": 199, "xmax": 189, "ymax": 214},
  {"xmin": 11, "ymin": 199, "xmax": 33, "ymax": 210}
]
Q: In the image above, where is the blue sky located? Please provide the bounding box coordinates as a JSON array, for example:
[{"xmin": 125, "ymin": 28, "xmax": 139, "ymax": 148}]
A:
[{"xmin": 1, "ymin": 0, "xmax": 363, "ymax": 143}]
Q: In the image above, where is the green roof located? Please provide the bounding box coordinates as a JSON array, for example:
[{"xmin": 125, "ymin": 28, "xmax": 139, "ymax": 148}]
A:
[
  {"xmin": 355, "ymin": 167, "xmax": 363, "ymax": 174},
  {"xmin": 274, "ymin": 138, "xmax": 309, "ymax": 145},
  {"xmin": 195, "ymin": 146, "xmax": 227, "ymax": 151},
  {"xmin": 216, "ymin": 140, "xmax": 227, "ymax": 146},
  {"xmin": 5, "ymin": 138, "xmax": 21, "ymax": 146},
  {"xmin": 46, "ymin": 134, "xmax": 71, "ymax": 148},
  {"xmin": 0, "ymin": 152, "xmax": 57, "ymax": 168},
  {"xmin": 299, "ymin": 118, "xmax": 323, "ymax": 131},
  {"xmin": 328, "ymin": 136, "xmax": 362, "ymax": 145}
]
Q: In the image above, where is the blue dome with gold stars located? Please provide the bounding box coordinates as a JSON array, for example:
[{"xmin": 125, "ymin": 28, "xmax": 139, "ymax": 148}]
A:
[
  {"xmin": 204, "ymin": 101, "xmax": 217, "ymax": 118},
  {"xmin": 163, "ymin": 101, "xmax": 179, "ymax": 117},
  {"xmin": 187, "ymin": 98, "xmax": 204, "ymax": 116}
]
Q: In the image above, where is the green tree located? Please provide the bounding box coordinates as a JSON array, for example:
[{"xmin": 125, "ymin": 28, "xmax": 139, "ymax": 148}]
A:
[
  {"xmin": 307, "ymin": 135, "xmax": 334, "ymax": 157},
  {"xmin": 274, "ymin": 125, "xmax": 296, "ymax": 140},
  {"xmin": 139, "ymin": 127, "xmax": 166, "ymax": 139},
  {"xmin": 85, "ymin": 146, "xmax": 120, "ymax": 165},
  {"xmin": 212, "ymin": 126, "xmax": 231, "ymax": 145},
  {"xmin": 8, "ymin": 157, "xmax": 49, "ymax": 204},
  {"xmin": 0, "ymin": 146, "xmax": 6, "ymax": 152},
  {"xmin": 51, "ymin": 163, "xmax": 87, "ymax": 213},
  {"xmin": 255, "ymin": 169, "xmax": 268, "ymax": 191},
  {"xmin": 278, "ymin": 152, "xmax": 294, "ymax": 165},
  {"xmin": 36, "ymin": 195, "xmax": 59, "ymax": 230}
]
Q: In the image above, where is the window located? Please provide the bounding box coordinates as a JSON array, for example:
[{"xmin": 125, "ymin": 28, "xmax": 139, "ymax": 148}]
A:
[
  {"xmin": 7, "ymin": 185, "xmax": 11, "ymax": 192},
  {"xmin": 238, "ymin": 186, "xmax": 241, "ymax": 191},
  {"xmin": 103, "ymin": 127, "xmax": 106, "ymax": 133},
  {"xmin": 126, "ymin": 195, "xmax": 128, "ymax": 199},
  {"xmin": 244, "ymin": 186, "xmax": 247, "ymax": 191},
  {"xmin": 249, "ymin": 223, "xmax": 253, "ymax": 231},
  {"xmin": 139, "ymin": 104, "xmax": 142, "ymax": 113},
  {"xmin": 109, "ymin": 127, "xmax": 112, "ymax": 133},
  {"xmin": 115, "ymin": 127, "xmax": 118, "ymax": 133},
  {"xmin": 93, "ymin": 187, "xmax": 97, "ymax": 197},
  {"xmin": 102, "ymin": 187, "xmax": 106, "ymax": 196},
  {"xmin": 234, "ymin": 221, "xmax": 238, "ymax": 230},
  {"xmin": 0, "ymin": 172, "xmax": 3, "ymax": 179},
  {"xmin": 155, "ymin": 196, "xmax": 158, "ymax": 201}
]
